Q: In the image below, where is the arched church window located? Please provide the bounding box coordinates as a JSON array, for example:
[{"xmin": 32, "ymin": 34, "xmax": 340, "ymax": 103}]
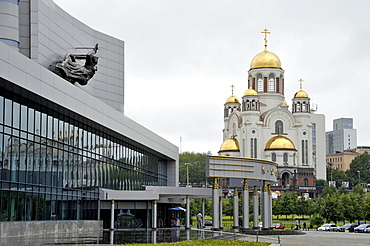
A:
[
  {"xmin": 275, "ymin": 120, "xmax": 283, "ymax": 134},
  {"xmin": 268, "ymin": 74, "xmax": 275, "ymax": 92},
  {"xmin": 233, "ymin": 123, "xmax": 236, "ymax": 136},
  {"xmin": 283, "ymin": 153, "xmax": 288, "ymax": 164},
  {"xmin": 302, "ymin": 102, "xmax": 306, "ymax": 112},
  {"xmin": 257, "ymin": 74, "xmax": 263, "ymax": 92},
  {"xmin": 296, "ymin": 102, "xmax": 301, "ymax": 112},
  {"xmin": 254, "ymin": 138, "xmax": 257, "ymax": 158},
  {"xmin": 272, "ymin": 153, "xmax": 276, "ymax": 162}
]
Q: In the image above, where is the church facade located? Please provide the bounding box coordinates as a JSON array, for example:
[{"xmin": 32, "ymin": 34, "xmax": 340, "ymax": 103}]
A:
[{"xmin": 219, "ymin": 30, "xmax": 326, "ymax": 198}]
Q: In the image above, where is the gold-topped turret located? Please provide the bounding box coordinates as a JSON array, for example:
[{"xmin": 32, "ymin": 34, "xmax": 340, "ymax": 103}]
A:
[
  {"xmin": 265, "ymin": 135, "xmax": 296, "ymax": 150},
  {"xmin": 244, "ymin": 86, "xmax": 258, "ymax": 97},
  {"xmin": 226, "ymin": 85, "xmax": 240, "ymax": 103},
  {"xmin": 250, "ymin": 28, "xmax": 281, "ymax": 69},
  {"xmin": 219, "ymin": 136, "xmax": 240, "ymax": 152},
  {"xmin": 294, "ymin": 79, "xmax": 309, "ymax": 98}
]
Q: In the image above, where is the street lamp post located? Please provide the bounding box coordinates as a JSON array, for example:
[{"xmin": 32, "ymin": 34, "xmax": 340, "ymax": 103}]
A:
[
  {"xmin": 185, "ymin": 163, "xmax": 190, "ymax": 187},
  {"xmin": 357, "ymin": 170, "xmax": 360, "ymax": 184}
]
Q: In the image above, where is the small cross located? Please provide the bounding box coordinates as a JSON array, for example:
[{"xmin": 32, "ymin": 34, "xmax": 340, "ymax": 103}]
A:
[
  {"xmin": 298, "ymin": 79, "xmax": 304, "ymax": 89},
  {"xmin": 261, "ymin": 28, "xmax": 271, "ymax": 47},
  {"xmin": 230, "ymin": 85, "xmax": 235, "ymax": 94}
]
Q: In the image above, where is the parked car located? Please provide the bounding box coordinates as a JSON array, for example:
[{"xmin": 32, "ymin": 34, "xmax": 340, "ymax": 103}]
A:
[
  {"xmin": 316, "ymin": 224, "xmax": 339, "ymax": 231},
  {"xmin": 204, "ymin": 220, "xmax": 212, "ymax": 226},
  {"xmin": 354, "ymin": 224, "xmax": 370, "ymax": 233},
  {"xmin": 272, "ymin": 222, "xmax": 285, "ymax": 229},
  {"xmin": 338, "ymin": 224, "xmax": 358, "ymax": 232}
]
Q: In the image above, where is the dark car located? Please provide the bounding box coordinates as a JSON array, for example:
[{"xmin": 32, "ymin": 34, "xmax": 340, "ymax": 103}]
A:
[
  {"xmin": 204, "ymin": 220, "xmax": 212, "ymax": 226},
  {"xmin": 338, "ymin": 224, "xmax": 358, "ymax": 232}
]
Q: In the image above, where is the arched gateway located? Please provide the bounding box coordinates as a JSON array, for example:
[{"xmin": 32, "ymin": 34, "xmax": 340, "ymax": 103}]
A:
[{"xmin": 206, "ymin": 155, "xmax": 278, "ymax": 231}]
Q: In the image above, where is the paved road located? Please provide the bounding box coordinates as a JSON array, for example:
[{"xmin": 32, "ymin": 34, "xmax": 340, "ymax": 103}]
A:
[{"xmin": 241, "ymin": 230, "xmax": 370, "ymax": 246}]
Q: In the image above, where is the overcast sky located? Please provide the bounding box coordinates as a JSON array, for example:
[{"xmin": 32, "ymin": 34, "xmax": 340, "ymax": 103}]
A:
[{"xmin": 53, "ymin": 0, "xmax": 370, "ymax": 155}]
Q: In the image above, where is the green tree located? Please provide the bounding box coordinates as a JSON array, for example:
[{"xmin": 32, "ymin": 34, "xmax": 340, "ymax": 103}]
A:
[
  {"xmin": 339, "ymin": 193, "xmax": 356, "ymax": 223},
  {"xmin": 190, "ymin": 199, "xmax": 212, "ymax": 217},
  {"xmin": 317, "ymin": 191, "xmax": 343, "ymax": 223},
  {"xmin": 179, "ymin": 151, "xmax": 211, "ymax": 185},
  {"xmin": 345, "ymin": 151, "xmax": 370, "ymax": 185},
  {"xmin": 276, "ymin": 192, "xmax": 297, "ymax": 219}
]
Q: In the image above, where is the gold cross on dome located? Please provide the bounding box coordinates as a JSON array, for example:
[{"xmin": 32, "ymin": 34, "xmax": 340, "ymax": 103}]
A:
[
  {"xmin": 261, "ymin": 28, "xmax": 271, "ymax": 48},
  {"xmin": 298, "ymin": 79, "xmax": 304, "ymax": 89},
  {"xmin": 230, "ymin": 85, "xmax": 235, "ymax": 94}
]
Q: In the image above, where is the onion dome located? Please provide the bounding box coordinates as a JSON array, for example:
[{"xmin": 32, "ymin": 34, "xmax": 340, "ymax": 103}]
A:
[
  {"xmin": 265, "ymin": 135, "xmax": 296, "ymax": 150},
  {"xmin": 250, "ymin": 47, "xmax": 281, "ymax": 69},
  {"xmin": 219, "ymin": 137, "xmax": 240, "ymax": 152},
  {"xmin": 244, "ymin": 86, "xmax": 258, "ymax": 97},
  {"xmin": 294, "ymin": 88, "xmax": 309, "ymax": 98},
  {"xmin": 226, "ymin": 94, "xmax": 240, "ymax": 104}
]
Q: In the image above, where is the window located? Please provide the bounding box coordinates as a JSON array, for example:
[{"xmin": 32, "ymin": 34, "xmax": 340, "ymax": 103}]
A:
[
  {"xmin": 283, "ymin": 153, "xmax": 288, "ymax": 164},
  {"xmin": 275, "ymin": 120, "xmax": 283, "ymax": 134},
  {"xmin": 268, "ymin": 74, "xmax": 275, "ymax": 92},
  {"xmin": 304, "ymin": 178, "xmax": 308, "ymax": 186},
  {"xmin": 272, "ymin": 153, "xmax": 276, "ymax": 162},
  {"xmin": 257, "ymin": 74, "xmax": 263, "ymax": 92}
]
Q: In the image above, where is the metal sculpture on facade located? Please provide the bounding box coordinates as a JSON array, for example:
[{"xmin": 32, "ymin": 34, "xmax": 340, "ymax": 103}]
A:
[{"xmin": 50, "ymin": 44, "xmax": 99, "ymax": 85}]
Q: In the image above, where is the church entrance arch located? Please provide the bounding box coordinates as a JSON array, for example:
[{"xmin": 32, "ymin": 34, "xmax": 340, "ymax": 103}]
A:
[{"xmin": 281, "ymin": 171, "xmax": 291, "ymax": 187}]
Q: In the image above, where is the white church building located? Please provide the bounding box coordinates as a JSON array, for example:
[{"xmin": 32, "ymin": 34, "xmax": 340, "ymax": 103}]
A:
[{"xmin": 218, "ymin": 30, "xmax": 326, "ymax": 198}]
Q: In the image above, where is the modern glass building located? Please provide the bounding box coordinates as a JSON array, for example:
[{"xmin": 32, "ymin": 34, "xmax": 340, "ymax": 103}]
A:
[
  {"xmin": 0, "ymin": 78, "xmax": 169, "ymax": 222},
  {"xmin": 0, "ymin": 0, "xmax": 211, "ymax": 231}
]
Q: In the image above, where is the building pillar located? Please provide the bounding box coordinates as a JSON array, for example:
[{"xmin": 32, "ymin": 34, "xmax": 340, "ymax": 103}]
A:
[
  {"xmin": 261, "ymin": 181, "xmax": 268, "ymax": 229},
  {"xmin": 212, "ymin": 177, "xmax": 220, "ymax": 231},
  {"xmin": 202, "ymin": 198, "xmax": 205, "ymax": 228},
  {"xmin": 110, "ymin": 200, "xmax": 115, "ymax": 230},
  {"xmin": 219, "ymin": 196, "xmax": 223, "ymax": 230},
  {"xmin": 152, "ymin": 200, "xmax": 157, "ymax": 229},
  {"xmin": 267, "ymin": 184, "xmax": 272, "ymax": 228},
  {"xmin": 233, "ymin": 187, "xmax": 239, "ymax": 229},
  {"xmin": 186, "ymin": 195, "xmax": 190, "ymax": 229},
  {"xmin": 242, "ymin": 179, "xmax": 249, "ymax": 231},
  {"xmin": 253, "ymin": 186, "xmax": 259, "ymax": 228}
]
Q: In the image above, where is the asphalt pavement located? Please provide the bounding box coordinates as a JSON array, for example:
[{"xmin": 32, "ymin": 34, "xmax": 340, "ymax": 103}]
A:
[{"xmin": 239, "ymin": 230, "xmax": 370, "ymax": 246}]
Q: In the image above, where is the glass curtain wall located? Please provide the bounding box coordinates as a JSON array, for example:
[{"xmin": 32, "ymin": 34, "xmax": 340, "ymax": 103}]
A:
[{"xmin": 0, "ymin": 89, "xmax": 168, "ymax": 222}]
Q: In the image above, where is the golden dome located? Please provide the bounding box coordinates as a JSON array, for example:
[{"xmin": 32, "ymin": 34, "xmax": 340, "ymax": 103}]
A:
[
  {"xmin": 294, "ymin": 88, "xmax": 309, "ymax": 98},
  {"xmin": 265, "ymin": 135, "xmax": 296, "ymax": 150},
  {"xmin": 219, "ymin": 137, "xmax": 240, "ymax": 152},
  {"xmin": 250, "ymin": 48, "xmax": 281, "ymax": 69},
  {"xmin": 226, "ymin": 94, "xmax": 240, "ymax": 104},
  {"xmin": 244, "ymin": 86, "xmax": 258, "ymax": 97}
]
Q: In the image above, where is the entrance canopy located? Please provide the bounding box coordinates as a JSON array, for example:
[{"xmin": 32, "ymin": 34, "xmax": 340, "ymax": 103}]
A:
[{"xmin": 206, "ymin": 155, "xmax": 278, "ymax": 182}]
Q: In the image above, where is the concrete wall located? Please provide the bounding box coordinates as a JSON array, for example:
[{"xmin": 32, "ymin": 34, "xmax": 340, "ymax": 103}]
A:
[{"xmin": 0, "ymin": 220, "xmax": 102, "ymax": 237}]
